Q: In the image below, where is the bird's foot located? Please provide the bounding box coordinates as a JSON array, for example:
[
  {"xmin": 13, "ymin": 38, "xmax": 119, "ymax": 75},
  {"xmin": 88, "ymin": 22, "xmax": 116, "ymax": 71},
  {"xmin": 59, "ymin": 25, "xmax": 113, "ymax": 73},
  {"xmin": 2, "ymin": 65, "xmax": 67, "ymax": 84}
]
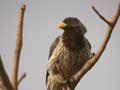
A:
[
  {"xmin": 61, "ymin": 78, "xmax": 74, "ymax": 84},
  {"xmin": 89, "ymin": 52, "xmax": 95, "ymax": 59}
]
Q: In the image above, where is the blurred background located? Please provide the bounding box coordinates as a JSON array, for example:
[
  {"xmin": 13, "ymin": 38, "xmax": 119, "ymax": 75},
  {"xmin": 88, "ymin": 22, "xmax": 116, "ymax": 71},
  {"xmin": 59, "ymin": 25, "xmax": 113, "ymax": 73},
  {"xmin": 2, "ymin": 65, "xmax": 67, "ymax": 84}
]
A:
[{"xmin": 0, "ymin": 0, "xmax": 120, "ymax": 90}]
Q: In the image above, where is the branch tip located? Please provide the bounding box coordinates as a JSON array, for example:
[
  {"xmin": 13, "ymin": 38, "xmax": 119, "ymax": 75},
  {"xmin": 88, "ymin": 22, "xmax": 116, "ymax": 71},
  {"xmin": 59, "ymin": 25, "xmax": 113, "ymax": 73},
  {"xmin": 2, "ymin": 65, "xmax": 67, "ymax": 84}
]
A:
[
  {"xmin": 21, "ymin": 4, "xmax": 26, "ymax": 11},
  {"xmin": 18, "ymin": 72, "xmax": 26, "ymax": 86},
  {"xmin": 92, "ymin": 5, "xmax": 111, "ymax": 26}
]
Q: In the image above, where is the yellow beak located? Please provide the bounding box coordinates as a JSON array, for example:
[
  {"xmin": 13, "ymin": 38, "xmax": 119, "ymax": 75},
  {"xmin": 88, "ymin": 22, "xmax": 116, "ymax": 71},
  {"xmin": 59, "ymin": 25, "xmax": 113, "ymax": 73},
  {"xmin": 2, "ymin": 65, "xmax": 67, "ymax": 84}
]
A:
[{"xmin": 57, "ymin": 22, "xmax": 67, "ymax": 28}]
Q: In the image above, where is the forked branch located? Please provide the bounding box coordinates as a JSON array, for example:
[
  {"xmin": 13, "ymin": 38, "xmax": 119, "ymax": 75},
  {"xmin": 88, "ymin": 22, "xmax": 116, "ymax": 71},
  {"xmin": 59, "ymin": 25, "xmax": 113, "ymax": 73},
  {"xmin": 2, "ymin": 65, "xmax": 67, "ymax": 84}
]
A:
[
  {"xmin": 0, "ymin": 4, "xmax": 26, "ymax": 90},
  {"xmin": 11, "ymin": 4, "xmax": 26, "ymax": 90},
  {"xmin": 71, "ymin": 0, "xmax": 120, "ymax": 89}
]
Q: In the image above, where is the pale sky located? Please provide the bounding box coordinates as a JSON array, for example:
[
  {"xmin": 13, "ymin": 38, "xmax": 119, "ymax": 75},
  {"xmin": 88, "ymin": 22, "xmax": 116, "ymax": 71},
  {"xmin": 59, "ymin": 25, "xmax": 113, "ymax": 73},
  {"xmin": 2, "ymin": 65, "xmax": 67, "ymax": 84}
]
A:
[{"xmin": 0, "ymin": 0, "xmax": 120, "ymax": 90}]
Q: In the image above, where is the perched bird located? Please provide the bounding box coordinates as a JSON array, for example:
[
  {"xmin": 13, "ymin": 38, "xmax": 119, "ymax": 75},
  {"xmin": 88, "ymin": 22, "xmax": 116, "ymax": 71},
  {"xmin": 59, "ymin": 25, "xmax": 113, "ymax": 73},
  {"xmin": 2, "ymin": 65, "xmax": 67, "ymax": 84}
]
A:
[{"xmin": 46, "ymin": 17, "xmax": 91, "ymax": 90}]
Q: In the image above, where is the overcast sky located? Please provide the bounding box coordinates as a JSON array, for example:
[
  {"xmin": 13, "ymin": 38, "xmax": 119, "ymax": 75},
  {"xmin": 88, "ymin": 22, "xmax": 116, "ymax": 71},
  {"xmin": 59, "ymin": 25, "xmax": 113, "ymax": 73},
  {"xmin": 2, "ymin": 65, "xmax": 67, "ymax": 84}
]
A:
[{"xmin": 0, "ymin": 0, "xmax": 120, "ymax": 90}]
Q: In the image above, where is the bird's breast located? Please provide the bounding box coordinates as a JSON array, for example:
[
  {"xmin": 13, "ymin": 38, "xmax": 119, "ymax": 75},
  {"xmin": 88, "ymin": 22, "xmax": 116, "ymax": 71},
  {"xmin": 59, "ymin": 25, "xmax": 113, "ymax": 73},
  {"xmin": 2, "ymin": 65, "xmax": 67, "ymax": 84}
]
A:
[{"xmin": 47, "ymin": 37, "xmax": 91, "ymax": 78}]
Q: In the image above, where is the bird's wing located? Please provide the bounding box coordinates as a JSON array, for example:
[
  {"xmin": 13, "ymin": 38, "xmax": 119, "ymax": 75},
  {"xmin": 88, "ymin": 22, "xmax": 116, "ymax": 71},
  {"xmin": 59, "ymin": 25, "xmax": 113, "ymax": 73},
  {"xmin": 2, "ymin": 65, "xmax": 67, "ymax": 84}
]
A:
[
  {"xmin": 48, "ymin": 36, "xmax": 60, "ymax": 59},
  {"xmin": 85, "ymin": 38, "xmax": 91, "ymax": 50},
  {"xmin": 87, "ymin": 40, "xmax": 91, "ymax": 50},
  {"xmin": 46, "ymin": 36, "xmax": 60, "ymax": 84}
]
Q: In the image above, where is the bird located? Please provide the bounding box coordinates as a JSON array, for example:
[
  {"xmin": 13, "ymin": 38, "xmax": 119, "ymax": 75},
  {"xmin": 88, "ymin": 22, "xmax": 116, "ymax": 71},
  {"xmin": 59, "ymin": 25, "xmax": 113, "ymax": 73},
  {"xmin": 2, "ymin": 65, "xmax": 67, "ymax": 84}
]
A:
[{"xmin": 46, "ymin": 17, "xmax": 91, "ymax": 90}]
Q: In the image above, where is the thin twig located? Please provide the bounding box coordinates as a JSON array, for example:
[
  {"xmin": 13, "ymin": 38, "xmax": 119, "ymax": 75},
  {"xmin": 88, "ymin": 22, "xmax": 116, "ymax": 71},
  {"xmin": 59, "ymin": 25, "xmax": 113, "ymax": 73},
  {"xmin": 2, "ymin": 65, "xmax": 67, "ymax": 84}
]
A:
[
  {"xmin": 92, "ymin": 6, "xmax": 111, "ymax": 26},
  {"xmin": 0, "ymin": 56, "xmax": 13, "ymax": 90},
  {"xmin": 12, "ymin": 4, "xmax": 26, "ymax": 90},
  {"xmin": 70, "ymin": 0, "xmax": 120, "ymax": 89},
  {"xmin": 17, "ymin": 72, "xmax": 26, "ymax": 86}
]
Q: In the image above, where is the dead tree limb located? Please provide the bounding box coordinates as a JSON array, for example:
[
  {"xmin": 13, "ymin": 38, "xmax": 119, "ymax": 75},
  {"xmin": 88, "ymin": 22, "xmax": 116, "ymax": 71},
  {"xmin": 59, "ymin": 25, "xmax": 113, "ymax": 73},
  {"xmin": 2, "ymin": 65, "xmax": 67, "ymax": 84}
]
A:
[
  {"xmin": 69, "ymin": 0, "xmax": 120, "ymax": 89},
  {"xmin": 11, "ymin": 4, "xmax": 26, "ymax": 90},
  {"xmin": 0, "ymin": 56, "xmax": 13, "ymax": 90}
]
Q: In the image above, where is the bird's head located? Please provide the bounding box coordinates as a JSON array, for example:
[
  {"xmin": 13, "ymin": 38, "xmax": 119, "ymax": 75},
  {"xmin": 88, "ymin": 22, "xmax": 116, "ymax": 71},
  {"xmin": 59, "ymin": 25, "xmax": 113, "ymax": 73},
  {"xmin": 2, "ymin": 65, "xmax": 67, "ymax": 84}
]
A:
[{"xmin": 57, "ymin": 17, "xmax": 87, "ymax": 35}]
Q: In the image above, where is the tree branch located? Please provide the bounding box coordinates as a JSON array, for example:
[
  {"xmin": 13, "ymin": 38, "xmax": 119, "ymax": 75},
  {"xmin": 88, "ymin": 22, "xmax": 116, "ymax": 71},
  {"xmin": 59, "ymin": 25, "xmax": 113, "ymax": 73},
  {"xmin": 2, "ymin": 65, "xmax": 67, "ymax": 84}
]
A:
[
  {"xmin": 11, "ymin": 4, "xmax": 26, "ymax": 90},
  {"xmin": 17, "ymin": 72, "xmax": 26, "ymax": 86},
  {"xmin": 0, "ymin": 56, "xmax": 13, "ymax": 90},
  {"xmin": 70, "ymin": 0, "xmax": 120, "ymax": 89},
  {"xmin": 92, "ymin": 6, "xmax": 111, "ymax": 26}
]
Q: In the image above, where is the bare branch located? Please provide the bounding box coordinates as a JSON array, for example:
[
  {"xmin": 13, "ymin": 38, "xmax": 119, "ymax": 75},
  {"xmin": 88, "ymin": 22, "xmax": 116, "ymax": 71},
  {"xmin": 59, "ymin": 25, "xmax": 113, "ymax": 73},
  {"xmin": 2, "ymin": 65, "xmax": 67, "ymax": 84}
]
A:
[
  {"xmin": 0, "ymin": 56, "xmax": 13, "ymax": 90},
  {"xmin": 17, "ymin": 72, "xmax": 26, "ymax": 86},
  {"xmin": 92, "ymin": 6, "xmax": 111, "ymax": 26},
  {"xmin": 110, "ymin": 0, "xmax": 120, "ymax": 27},
  {"xmin": 11, "ymin": 4, "xmax": 26, "ymax": 90},
  {"xmin": 70, "ymin": 0, "xmax": 120, "ymax": 89}
]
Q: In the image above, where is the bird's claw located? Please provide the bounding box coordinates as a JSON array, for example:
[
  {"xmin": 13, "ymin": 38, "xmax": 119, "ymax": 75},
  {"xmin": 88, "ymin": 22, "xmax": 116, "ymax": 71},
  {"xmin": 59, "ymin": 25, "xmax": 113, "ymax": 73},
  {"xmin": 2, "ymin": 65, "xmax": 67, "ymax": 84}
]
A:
[
  {"xmin": 64, "ymin": 76, "xmax": 75, "ymax": 84},
  {"xmin": 90, "ymin": 52, "xmax": 95, "ymax": 59}
]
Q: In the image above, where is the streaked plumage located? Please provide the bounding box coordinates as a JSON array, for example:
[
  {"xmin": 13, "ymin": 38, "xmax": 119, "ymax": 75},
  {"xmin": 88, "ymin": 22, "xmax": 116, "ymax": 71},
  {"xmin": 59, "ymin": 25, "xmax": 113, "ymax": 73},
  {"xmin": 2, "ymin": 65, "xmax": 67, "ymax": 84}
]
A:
[{"xmin": 46, "ymin": 17, "xmax": 91, "ymax": 90}]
